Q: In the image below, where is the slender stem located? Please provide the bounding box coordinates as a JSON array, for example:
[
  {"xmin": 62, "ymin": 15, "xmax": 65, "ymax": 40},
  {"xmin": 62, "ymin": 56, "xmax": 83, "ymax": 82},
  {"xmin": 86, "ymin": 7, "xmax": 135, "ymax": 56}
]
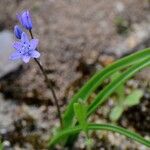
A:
[
  {"xmin": 29, "ymin": 29, "xmax": 34, "ymax": 39},
  {"xmin": 29, "ymin": 29, "xmax": 63, "ymax": 128}
]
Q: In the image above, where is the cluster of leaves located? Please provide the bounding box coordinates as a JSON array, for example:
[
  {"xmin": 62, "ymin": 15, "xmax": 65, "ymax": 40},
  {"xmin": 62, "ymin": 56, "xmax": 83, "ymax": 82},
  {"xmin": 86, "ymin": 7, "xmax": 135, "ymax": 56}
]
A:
[
  {"xmin": 109, "ymin": 71, "xmax": 143, "ymax": 122},
  {"xmin": 48, "ymin": 48, "xmax": 150, "ymax": 149}
]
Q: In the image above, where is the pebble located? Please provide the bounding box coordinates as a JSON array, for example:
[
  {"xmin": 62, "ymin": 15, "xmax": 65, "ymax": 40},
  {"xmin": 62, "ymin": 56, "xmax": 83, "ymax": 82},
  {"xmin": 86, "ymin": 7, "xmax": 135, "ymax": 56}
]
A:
[{"xmin": 0, "ymin": 30, "xmax": 21, "ymax": 78}]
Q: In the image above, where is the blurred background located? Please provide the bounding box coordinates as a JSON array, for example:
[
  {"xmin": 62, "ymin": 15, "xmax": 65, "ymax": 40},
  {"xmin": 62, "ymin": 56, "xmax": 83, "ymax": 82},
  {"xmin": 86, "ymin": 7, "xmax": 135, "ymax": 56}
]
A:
[{"xmin": 0, "ymin": 0, "xmax": 150, "ymax": 149}]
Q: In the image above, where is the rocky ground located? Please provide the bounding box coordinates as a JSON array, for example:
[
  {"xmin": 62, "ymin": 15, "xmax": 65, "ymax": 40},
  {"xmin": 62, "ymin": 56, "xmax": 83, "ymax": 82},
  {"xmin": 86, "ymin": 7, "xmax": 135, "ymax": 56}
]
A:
[{"xmin": 0, "ymin": 0, "xmax": 149, "ymax": 149}]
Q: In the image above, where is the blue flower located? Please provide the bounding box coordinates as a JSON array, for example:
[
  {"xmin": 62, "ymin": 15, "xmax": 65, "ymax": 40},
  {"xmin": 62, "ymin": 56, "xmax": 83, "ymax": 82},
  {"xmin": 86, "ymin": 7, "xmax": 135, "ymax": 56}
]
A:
[
  {"xmin": 10, "ymin": 32, "xmax": 40, "ymax": 63},
  {"xmin": 14, "ymin": 25, "xmax": 23, "ymax": 39},
  {"xmin": 17, "ymin": 10, "xmax": 32, "ymax": 30}
]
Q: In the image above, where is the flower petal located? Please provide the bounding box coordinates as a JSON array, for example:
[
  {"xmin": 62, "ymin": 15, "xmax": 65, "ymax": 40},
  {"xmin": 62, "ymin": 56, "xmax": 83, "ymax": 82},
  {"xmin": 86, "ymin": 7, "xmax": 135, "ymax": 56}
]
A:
[
  {"xmin": 10, "ymin": 51, "xmax": 21, "ymax": 60},
  {"xmin": 21, "ymin": 10, "xmax": 32, "ymax": 30},
  {"xmin": 22, "ymin": 11, "xmax": 28, "ymax": 27},
  {"xmin": 26, "ymin": 10, "xmax": 32, "ymax": 29},
  {"xmin": 30, "ymin": 50, "xmax": 40, "ymax": 58},
  {"xmin": 30, "ymin": 39, "xmax": 39, "ymax": 50},
  {"xmin": 21, "ymin": 32, "xmax": 29, "ymax": 43},
  {"xmin": 22, "ymin": 55, "xmax": 30, "ymax": 63},
  {"xmin": 13, "ymin": 42, "xmax": 22, "ymax": 50},
  {"xmin": 14, "ymin": 25, "xmax": 23, "ymax": 39}
]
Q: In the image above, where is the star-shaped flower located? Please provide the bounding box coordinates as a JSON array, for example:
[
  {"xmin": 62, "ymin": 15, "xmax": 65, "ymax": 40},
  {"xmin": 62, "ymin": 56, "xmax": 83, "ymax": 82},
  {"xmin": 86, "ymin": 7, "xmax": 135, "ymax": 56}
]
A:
[{"xmin": 10, "ymin": 32, "xmax": 40, "ymax": 63}]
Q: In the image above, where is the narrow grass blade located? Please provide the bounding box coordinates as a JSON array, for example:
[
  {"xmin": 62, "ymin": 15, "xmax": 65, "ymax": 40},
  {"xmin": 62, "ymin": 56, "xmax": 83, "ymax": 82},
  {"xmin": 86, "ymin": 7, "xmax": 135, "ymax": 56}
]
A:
[
  {"xmin": 88, "ymin": 123, "xmax": 150, "ymax": 147},
  {"xmin": 49, "ymin": 123, "xmax": 150, "ymax": 148}
]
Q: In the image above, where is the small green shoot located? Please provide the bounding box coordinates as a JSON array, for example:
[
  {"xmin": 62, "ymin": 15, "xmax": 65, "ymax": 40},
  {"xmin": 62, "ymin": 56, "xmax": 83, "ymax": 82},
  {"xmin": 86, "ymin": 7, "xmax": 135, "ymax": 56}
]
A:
[
  {"xmin": 123, "ymin": 90, "xmax": 143, "ymax": 106},
  {"xmin": 73, "ymin": 100, "xmax": 87, "ymax": 130},
  {"xmin": 109, "ymin": 71, "xmax": 143, "ymax": 122},
  {"xmin": 109, "ymin": 105, "xmax": 124, "ymax": 122},
  {"xmin": 74, "ymin": 101, "xmax": 93, "ymax": 150}
]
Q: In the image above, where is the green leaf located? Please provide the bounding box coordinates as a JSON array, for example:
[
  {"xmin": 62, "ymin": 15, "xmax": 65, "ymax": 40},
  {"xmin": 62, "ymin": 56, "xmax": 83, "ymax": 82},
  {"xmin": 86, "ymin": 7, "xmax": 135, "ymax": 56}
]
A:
[
  {"xmin": 124, "ymin": 89, "xmax": 143, "ymax": 107},
  {"xmin": 48, "ymin": 126, "xmax": 81, "ymax": 148},
  {"xmin": 111, "ymin": 71, "xmax": 125, "ymax": 99},
  {"xmin": 109, "ymin": 105, "xmax": 124, "ymax": 122},
  {"xmin": 111, "ymin": 71, "xmax": 122, "ymax": 81},
  {"xmin": 87, "ymin": 57, "xmax": 150, "ymax": 116},
  {"xmin": 48, "ymin": 123, "xmax": 150, "ymax": 148},
  {"xmin": 88, "ymin": 124, "xmax": 150, "ymax": 147},
  {"xmin": 74, "ymin": 101, "xmax": 87, "ymax": 129},
  {"xmin": 63, "ymin": 48, "xmax": 150, "ymax": 128}
]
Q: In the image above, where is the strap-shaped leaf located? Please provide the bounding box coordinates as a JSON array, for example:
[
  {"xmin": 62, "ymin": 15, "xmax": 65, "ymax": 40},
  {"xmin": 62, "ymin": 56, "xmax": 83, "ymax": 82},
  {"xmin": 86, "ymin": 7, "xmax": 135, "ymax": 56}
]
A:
[
  {"xmin": 88, "ymin": 124, "xmax": 150, "ymax": 147},
  {"xmin": 63, "ymin": 48, "xmax": 150, "ymax": 127},
  {"xmin": 88, "ymin": 57, "xmax": 150, "ymax": 116},
  {"xmin": 49, "ymin": 123, "xmax": 150, "ymax": 148}
]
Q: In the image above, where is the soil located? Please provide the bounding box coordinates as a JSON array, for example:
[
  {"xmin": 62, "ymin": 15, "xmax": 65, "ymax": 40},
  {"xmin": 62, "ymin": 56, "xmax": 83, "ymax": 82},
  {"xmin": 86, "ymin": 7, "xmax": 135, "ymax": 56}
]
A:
[{"xmin": 0, "ymin": 0, "xmax": 149, "ymax": 149}]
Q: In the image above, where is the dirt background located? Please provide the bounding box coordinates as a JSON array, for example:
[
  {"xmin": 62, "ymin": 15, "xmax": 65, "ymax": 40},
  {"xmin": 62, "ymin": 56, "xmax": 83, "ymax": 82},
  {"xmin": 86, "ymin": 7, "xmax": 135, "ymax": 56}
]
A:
[{"xmin": 0, "ymin": 0, "xmax": 149, "ymax": 149}]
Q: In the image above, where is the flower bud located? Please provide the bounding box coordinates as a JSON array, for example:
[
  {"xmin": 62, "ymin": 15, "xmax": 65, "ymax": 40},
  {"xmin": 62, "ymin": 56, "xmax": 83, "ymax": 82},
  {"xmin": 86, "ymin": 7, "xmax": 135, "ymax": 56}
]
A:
[
  {"xmin": 17, "ymin": 10, "xmax": 32, "ymax": 30},
  {"xmin": 14, "ymin": 25, "xmax": 23, "ymax": 39}
]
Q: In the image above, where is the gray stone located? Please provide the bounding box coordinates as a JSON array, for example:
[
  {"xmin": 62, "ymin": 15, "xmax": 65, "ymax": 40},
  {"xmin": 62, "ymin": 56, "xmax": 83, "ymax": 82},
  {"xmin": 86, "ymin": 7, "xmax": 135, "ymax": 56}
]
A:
[{"xmin": 0, "ymin": 30, "xmax": 21, "ymax": 78}]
